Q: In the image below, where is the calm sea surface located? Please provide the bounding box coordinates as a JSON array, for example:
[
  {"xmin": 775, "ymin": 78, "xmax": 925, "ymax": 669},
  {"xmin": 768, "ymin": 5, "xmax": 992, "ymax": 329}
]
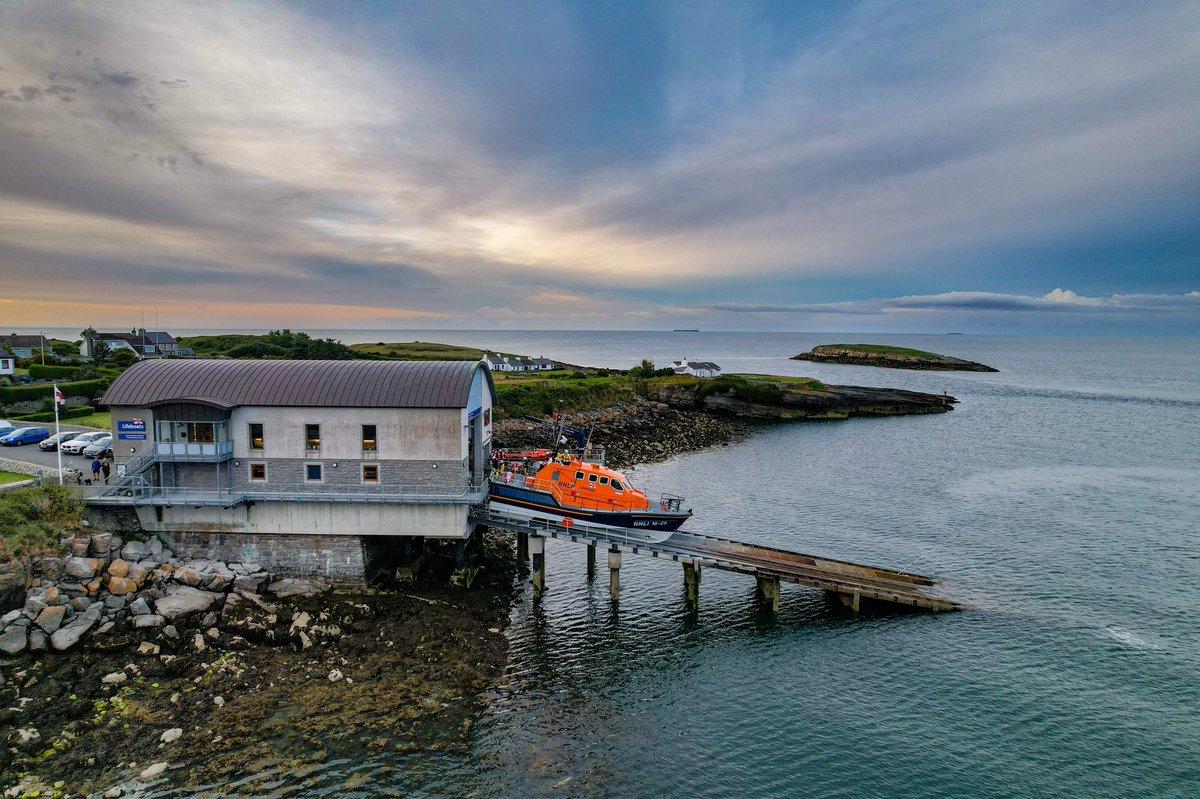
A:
[{"xmin": 126, "ymin": 331, "xmax": 1199, "ymax": 798}]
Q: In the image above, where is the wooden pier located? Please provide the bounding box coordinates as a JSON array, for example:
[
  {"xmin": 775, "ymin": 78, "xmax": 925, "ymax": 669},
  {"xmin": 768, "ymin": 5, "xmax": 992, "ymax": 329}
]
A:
[{"xmin": 471, "ymin": 506, "xmax": 963, "ymax": 613}]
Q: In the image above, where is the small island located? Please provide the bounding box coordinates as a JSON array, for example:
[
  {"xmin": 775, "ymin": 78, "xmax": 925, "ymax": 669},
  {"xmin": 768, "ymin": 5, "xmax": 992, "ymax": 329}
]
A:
[{"xmin": 792, "ymin": 344, "xmax": 997, "ymax": 372}]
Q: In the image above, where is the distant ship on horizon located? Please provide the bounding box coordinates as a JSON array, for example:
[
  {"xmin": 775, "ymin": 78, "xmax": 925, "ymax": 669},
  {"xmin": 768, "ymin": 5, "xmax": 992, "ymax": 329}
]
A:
[{"xmin": 673, "ymin": 328, "xmax": 700, "ymax": 332}]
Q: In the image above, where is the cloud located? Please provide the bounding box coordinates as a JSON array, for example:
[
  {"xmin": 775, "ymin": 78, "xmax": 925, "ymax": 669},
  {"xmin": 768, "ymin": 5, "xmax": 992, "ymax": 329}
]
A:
[{"xmin": 0, "ymin": 1, "xmax": 1198, "ymax": 331}]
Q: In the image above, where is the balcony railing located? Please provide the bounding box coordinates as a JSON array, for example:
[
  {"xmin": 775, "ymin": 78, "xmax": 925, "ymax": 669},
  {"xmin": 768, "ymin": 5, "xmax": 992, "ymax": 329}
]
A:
[
  {"xmin": 154, "ymin": 440, "xmax": 234, "ymax": 462},
  {"xmin": 91, "ymin": 476, "xmax": 488, "ymax": 507}
]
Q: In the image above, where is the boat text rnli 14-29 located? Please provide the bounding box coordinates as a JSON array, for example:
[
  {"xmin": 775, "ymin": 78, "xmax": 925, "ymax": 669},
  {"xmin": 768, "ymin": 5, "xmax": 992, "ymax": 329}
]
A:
[{"xmin": 488, "ymin": 444, "xmax": 692, "ymax": 543}]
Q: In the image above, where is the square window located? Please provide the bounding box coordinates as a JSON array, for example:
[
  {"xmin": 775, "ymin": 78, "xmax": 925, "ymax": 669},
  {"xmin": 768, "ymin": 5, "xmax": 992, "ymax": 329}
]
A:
[
  {"xmin": 249, "ymin": 463, "xmax": 267, "ymax": 481},
  {"xmin": 248, "ymin": 423, "xmax": 264, "ymax": 449},
  {"xmin": 362, "ymin": 464, "xmax": 379, "ymax": 483},
  {"xmin": 305, "ymin": 424, "xmax": 321, "ymax": 450},
  {"xmin": 306, "ymin": 463, "xmax": 322, "ymax": 482},
  {"xmin": 362, "ymin": 424, "xmax": 377, "ymax": 452}
]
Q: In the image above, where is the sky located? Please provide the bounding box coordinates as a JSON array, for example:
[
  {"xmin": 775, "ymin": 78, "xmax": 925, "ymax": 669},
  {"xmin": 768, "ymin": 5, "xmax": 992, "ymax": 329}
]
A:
[{"xmin": 1, "ymin": 0, "xmax": 1198, "ymax": 335}]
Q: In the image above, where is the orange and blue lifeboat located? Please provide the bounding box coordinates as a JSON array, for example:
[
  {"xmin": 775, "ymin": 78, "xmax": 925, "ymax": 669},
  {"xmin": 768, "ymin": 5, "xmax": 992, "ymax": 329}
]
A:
[{"xmin": 489, "ymin": 454, "xmax": 690, "ymax": 540}]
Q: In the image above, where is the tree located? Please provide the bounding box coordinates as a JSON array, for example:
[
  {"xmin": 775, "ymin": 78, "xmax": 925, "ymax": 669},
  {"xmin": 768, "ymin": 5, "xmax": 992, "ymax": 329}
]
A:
[
  {"xmin": 629, "ymin": 358, "xmax": 657, "ymax": 379},
  {"xmin": 90, "ymin": 338, "xmax": 111, "ymax": 365},
  {"xmin": 110, "ymin": 349, "xmax": 138, "ymax": 368}
]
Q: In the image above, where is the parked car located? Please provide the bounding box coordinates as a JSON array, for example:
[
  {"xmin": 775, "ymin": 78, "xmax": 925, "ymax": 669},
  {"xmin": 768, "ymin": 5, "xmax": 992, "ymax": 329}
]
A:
[
  {"xmin": 60, "ymin": 431, "xmax": 110, "ymax": 454},
  {"xmin": 0, "ymin": 426, "xmax": 51, "ymax": 446},
  {"xmin": 38, "ymin": 431, "xmax": 81, "ymax": 451},
  {"xmin": 0, "ymin": 424, "xmax": 15, "ymax": 439},
  {"xmin": 82, "ymin": 436, "xmax": 114, "ymax": 458}
]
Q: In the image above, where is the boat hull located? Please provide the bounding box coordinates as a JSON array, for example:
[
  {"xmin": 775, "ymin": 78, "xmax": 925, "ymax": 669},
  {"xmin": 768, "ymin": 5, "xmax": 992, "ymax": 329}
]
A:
[{"xmin": 488, "ymin": 482, "xmax": 688, "ymax": 543}]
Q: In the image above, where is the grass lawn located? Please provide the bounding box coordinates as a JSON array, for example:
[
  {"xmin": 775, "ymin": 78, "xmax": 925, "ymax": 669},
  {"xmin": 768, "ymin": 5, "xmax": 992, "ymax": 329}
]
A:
[
  {"xmin": 66, "ymin": 412, "xmax": 112, "ymax": 430},
  {"xmin": 731, "ymin": 373, "xmax": 829, "ymax": 390},
  {"xmin": 350, "ymin": 341, "xmax": 489, "ymax": 360},
  {"xmin": 823, "ymin": 344, "xmax": 941, "ymax": 360},
  {"xmin": 0, "ymin": 471, "xmax": 32, "ymax": 485}
]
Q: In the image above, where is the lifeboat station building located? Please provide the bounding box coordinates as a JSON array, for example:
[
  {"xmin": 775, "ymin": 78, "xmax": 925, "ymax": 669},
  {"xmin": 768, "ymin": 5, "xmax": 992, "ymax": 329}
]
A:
[{"xmin": 94, "ymin": 359, "xmax": 495, "ymax": 577}]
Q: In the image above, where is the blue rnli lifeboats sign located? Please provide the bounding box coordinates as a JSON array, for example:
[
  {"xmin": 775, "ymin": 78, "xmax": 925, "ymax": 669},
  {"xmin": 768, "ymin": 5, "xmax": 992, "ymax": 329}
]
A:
[{"xmin": 117, "ymin": 418, "xmax": 146, "ymax": 440}]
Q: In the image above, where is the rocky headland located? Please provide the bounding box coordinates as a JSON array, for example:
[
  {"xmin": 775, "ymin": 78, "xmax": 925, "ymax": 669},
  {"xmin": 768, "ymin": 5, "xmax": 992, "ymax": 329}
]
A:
[{"xmin": 793, "ymin": 344, "xmax": 997, "ymax": 372}]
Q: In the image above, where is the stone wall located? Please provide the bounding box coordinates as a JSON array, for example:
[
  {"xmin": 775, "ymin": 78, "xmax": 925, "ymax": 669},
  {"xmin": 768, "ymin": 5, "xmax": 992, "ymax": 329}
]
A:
[{"xmin": 161, "ymin": 531, "xmax": 369, "ymax": 583}]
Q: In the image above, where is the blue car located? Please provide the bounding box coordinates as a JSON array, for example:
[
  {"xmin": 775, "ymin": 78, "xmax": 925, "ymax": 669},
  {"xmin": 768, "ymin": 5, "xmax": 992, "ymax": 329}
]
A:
[{"xmin": 0, "ymin": 427, "xmax": 51, "ymax": 446}]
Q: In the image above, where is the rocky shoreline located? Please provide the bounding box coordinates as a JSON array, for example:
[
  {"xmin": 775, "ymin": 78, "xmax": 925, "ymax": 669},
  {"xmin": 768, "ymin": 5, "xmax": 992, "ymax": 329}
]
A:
[
  {"xmin": 646, "ymin": 380, "xmax": 956, "ymax": 420},
  {"xmin": 0, "ymin": 532, "xmax": 517, "ymax": 797},
  {"xmin": 793, "ymin": 345, "xmax": 997, "ymax": 372}
]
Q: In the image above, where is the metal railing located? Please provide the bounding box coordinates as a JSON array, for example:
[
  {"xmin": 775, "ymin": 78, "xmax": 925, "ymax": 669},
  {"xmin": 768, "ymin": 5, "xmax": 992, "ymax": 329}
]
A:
[
  {"xmin": 153, "ymin": 440, "xmax": 234, "ymax": 462},
  {"xmin": 92, "ymin": 477, "xmax": 488, "ymax": 506}
]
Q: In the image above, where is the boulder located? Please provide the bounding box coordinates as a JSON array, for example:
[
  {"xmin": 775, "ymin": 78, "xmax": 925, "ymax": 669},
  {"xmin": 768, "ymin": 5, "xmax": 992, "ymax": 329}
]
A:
[
  {"xmin": 233, "ymin": 574, "xmax": 268, "ymax": 594},
  {"xmin": 104, "ymin": 595, "xmax": 128, "ymax": 610},
  {"xmin": 0, "ymin": 627, "xmax": 27, "ymax": 656},
  {"xmin": 127, "ymin": 563, "xmax": 151, "ymax": 585},
  {"xmin": 129, "ymin": 597, "xmax": 152, "ymax": 616},
  {"xmin": 137, "ymin": 641, "xmax": 160, "ymax": 656},
  {"xmin": 71, "ymin": 596, "xmax": 92, "ymax": 612},
  {"xmin": 160, "ymin": 727, "xmax": 182, "ymax": 744},
  {"xmin": 206, "ymin": 574, "xmax": 231, "ymax": 592},
  {"xmin": 89, "ymin": 532, "xmax": 113, "ymax": 557},
  {"xmin": 101, "ymin": 671, "xmax": 128, "ymax": 685},
  {"xmin": 63, "ymin": 557, "xmax": 97, "ymax": 580},
  {"xmin": 173, "ymin": 569, "xmax": 202, "ymax": 587},
  {"xmin": 155, "ymin": 586, "xmax": 218, "ymax": 621},
  {"xmin": 70, "ymin": 537, "xmax": 90, "ymax": 556},
  {"xmin": 107, "ymin": 577, "xmax": 138, "ymax": 596},
  {"xmin": 28, "ymin": 629, "xmax": 48, "ymax": 652},
  {"xmin": 149, "ymin": 538, "xmax": 164, "ymax": 556},
  {"xmin": 51, "ymin": 607, "xmax": 101, "ymax": 651},
  {"xmin": 2, "ymin": 608, "xmax": 21, "ymax": 625},
  {"xmin": 34, "ymin": 605, "xmax": 68, "ymax": 634},
  {"xmin": 108, "ymin": 560, "xmax": 130, "ymax": 579},
  {"xmin": 163, "ymin": 624, "xmax": 179, "ymax": 639},
  {"xmin": 139, "ymin": 762, "xmax": 169, "ymax": 780},
  {"xmin": 268, "ymin": 577, "xmax": 330, "ymax": 598},
  {"xmin": 133, "ymin": 614, "xmax": 166, "ymax": 629},
  {"xmin": 122, "ymin": 540, "xmax": 152, "ymax": 562}
]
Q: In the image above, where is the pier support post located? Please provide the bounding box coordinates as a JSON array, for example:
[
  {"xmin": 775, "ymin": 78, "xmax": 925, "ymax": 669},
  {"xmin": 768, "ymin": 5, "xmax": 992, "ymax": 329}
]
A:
[
  {"xmin": 683, "ymin": 559, "xmax": 702, "ymax": 611},
  {"xmin": 516, "ymin": 532, "xmax": 529, "ymax": 570},
  {"xmin": 608, "ymin": 547, "xmax": 622, "ymax": 603},
  {"xmin": 836, "ymin": 589, "xmax": 861, "ymax": 614},
  {"xmin": 756, "ymin": 575, "xmax": 780, "ymax": 613},
  {"xmin": 530, "ymin": 535, "xmax": 545, "ymax": 598},
  {"xmin": 587, "ymin": 543, "xmax": 596, "ymax": 578}
]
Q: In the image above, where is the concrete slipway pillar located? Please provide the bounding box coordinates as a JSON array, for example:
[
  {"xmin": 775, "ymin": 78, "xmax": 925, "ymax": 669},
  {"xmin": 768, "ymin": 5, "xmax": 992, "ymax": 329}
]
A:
[
  {"xmin": 756, "ymin": 574, "xmax": 781, "ymax": 613},
  {"xmin": 608, "ymin": 547, "xmax": 622, "ymax": 602},
  {"xmin": 683, "ymin": 559, "xmax": 702, "ymax": 611},
  {"xmin": 516, "ymin": 532, "xmax": 529, "ymax": 571},
  {"xmin": 529, "ymin": 535, "xmax": 545, "ymax": 598}
]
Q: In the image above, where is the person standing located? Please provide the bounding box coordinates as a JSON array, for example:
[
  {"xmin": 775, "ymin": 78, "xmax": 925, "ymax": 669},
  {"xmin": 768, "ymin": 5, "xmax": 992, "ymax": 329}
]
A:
[
  {"xmin": 101, "ymin": 459, "xmax": 111, "ymax": 484},
  {"xmin": 90, "ymin": 457, "xmax": 102, "ymax": 484}
]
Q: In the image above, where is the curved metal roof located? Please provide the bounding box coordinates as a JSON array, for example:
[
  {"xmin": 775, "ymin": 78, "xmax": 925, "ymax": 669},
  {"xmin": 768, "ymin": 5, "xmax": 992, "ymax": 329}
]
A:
[{"xmin": 101, "ymin": 359, "xmax": 493, "ymax": 410}]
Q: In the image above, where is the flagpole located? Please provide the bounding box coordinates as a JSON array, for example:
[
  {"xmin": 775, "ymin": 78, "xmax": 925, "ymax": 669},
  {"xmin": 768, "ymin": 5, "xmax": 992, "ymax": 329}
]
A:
[{"xmin": 53, "ymin": 383, "xmax": 63, "ymax": 485}]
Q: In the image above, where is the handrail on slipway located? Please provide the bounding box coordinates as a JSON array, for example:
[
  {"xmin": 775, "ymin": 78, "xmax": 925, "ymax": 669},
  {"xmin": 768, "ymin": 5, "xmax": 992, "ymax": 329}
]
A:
[
  {"xmin": 470, "ymin": 505, "xmax": 963, "ymax": 613},
  {"xmin": 88, "ymin": 479, "xmax": 488, "ymax": 507}
]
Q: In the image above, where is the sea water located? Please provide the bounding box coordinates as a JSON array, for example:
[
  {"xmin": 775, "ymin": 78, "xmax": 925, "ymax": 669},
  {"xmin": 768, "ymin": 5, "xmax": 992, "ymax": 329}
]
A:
[{"xmin": 148, "ymin": 331, "xmax": 1200, "ymax": 798}]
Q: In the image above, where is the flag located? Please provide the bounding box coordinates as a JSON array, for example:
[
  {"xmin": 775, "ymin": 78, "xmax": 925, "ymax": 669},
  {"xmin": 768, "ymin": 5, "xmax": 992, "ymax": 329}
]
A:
[{"xmin": 53, "ymin": 384, "xmax": 65, "ymax": 406}]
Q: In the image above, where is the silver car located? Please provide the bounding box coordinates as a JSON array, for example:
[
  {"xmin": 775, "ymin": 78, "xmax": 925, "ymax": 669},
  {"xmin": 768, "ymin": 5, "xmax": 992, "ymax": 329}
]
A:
[{"xmin": 60, "ymin": 431, "xmax": 110, "ymax": 455}]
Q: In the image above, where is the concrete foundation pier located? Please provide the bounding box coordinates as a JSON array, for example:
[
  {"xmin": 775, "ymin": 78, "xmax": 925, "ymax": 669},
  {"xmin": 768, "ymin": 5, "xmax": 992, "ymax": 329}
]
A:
[
  {"xmin": 516, "ymin": 532, "xmax": 529, "ymax": 570},
  {"xmin": 756, "ymin": 574, "xmax": 781, "ymax": 613},
  {"xmin": 683, "ymin": 559, "xmax": 702, "ymax": 611},
  {"xmin": 835, "ymin": 589, "xmax": 862, "ymax": 613},
  {"xmin": 530, "ymin": 535, "xmax": 546, "ymax": 598},
  {"xmin": 608, "ymin": 547, "xmax": 622, "ymax": 602},
  {"xmin": 587, "ymin": 543, "xmax": 596, "ymax": 578}
]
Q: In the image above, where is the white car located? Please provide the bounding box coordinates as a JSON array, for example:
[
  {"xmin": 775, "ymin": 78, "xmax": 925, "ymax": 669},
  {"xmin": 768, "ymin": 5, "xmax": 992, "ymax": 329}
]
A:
[{"xmin": 60, "ymin": 431, "xmax": 110, "ymax": 455}]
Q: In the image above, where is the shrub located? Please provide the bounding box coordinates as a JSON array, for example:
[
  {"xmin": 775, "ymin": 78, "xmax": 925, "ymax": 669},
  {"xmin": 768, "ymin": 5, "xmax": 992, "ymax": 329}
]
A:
[
  {"xmin": 0, "ymin": 485, "xmax": 84, "ymax": 559},
  {"xmin": 28, "ymin": 363, "xmax": 81, "ymax": 380},
  {"xmin": 0, "ymin": 378, "xmax": 108, "ymax": 405},
  {"xmin": 13, "ymin": 406, "xmax": 95, "ymax": 423}
]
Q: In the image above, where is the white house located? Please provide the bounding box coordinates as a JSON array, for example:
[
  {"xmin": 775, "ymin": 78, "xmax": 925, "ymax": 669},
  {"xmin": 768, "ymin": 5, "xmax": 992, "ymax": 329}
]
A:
[
  {"xmin": 669, "ymin": 357, "xmax": 722, "ymax": 378},
  {"xmin": 0, "ymin": 348, "xmax": 14, "ymax": 376}
]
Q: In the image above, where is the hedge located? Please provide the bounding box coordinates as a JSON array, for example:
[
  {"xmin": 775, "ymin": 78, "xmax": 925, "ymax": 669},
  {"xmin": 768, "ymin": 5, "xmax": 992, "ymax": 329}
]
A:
[
  {"xmin": 28, "ymin": 364, "xmax": 81, "ymax": 380},
  {"xmin": 0, "ymin": 379, "xmax": 109, "ymax": 405},
  {"xmin": 13, "ymin": 406, "xmax": 95, "ymax": 423}
]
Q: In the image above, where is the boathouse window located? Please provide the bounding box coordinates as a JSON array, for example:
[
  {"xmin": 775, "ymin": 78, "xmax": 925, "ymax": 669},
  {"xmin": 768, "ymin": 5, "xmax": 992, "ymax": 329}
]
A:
[
  {"xmin": 249, "ymin": 463, "xmax": 267, "ymax": 481},
  {"xmin": 362, "ymin": 464, "xmax": 379, "ymax": 483},
  {"xmin": 361, "ymin": 424, "xmax": 377, "ymax": 452},
  {"xmin": 305, "ymin": 424, "xmax": 321, "ymax": 451},
  {"xmin": 305, "ymin": 463, "xmax": 323, "ymax": 482},
  {"xmin": 248, "ymin": 423, "xmax": 264, "ymax": 450}
]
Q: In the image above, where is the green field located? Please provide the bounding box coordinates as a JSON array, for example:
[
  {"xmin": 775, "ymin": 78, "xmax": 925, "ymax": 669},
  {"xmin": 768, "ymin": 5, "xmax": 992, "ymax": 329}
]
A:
[
  {"xmin": 823, "ymin": 344, "xmax": 941, "ymax": 360},
  {"xmin": 67, "ymin": 412, "xmax": 112, "ymax": 430},
  {"xmin": 0, "ymin": 471, "xmax": 31, "ymax": 485},
  {"xmin": 349, "ymin": 341, "xmax": 489, "ymax": 360}
]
